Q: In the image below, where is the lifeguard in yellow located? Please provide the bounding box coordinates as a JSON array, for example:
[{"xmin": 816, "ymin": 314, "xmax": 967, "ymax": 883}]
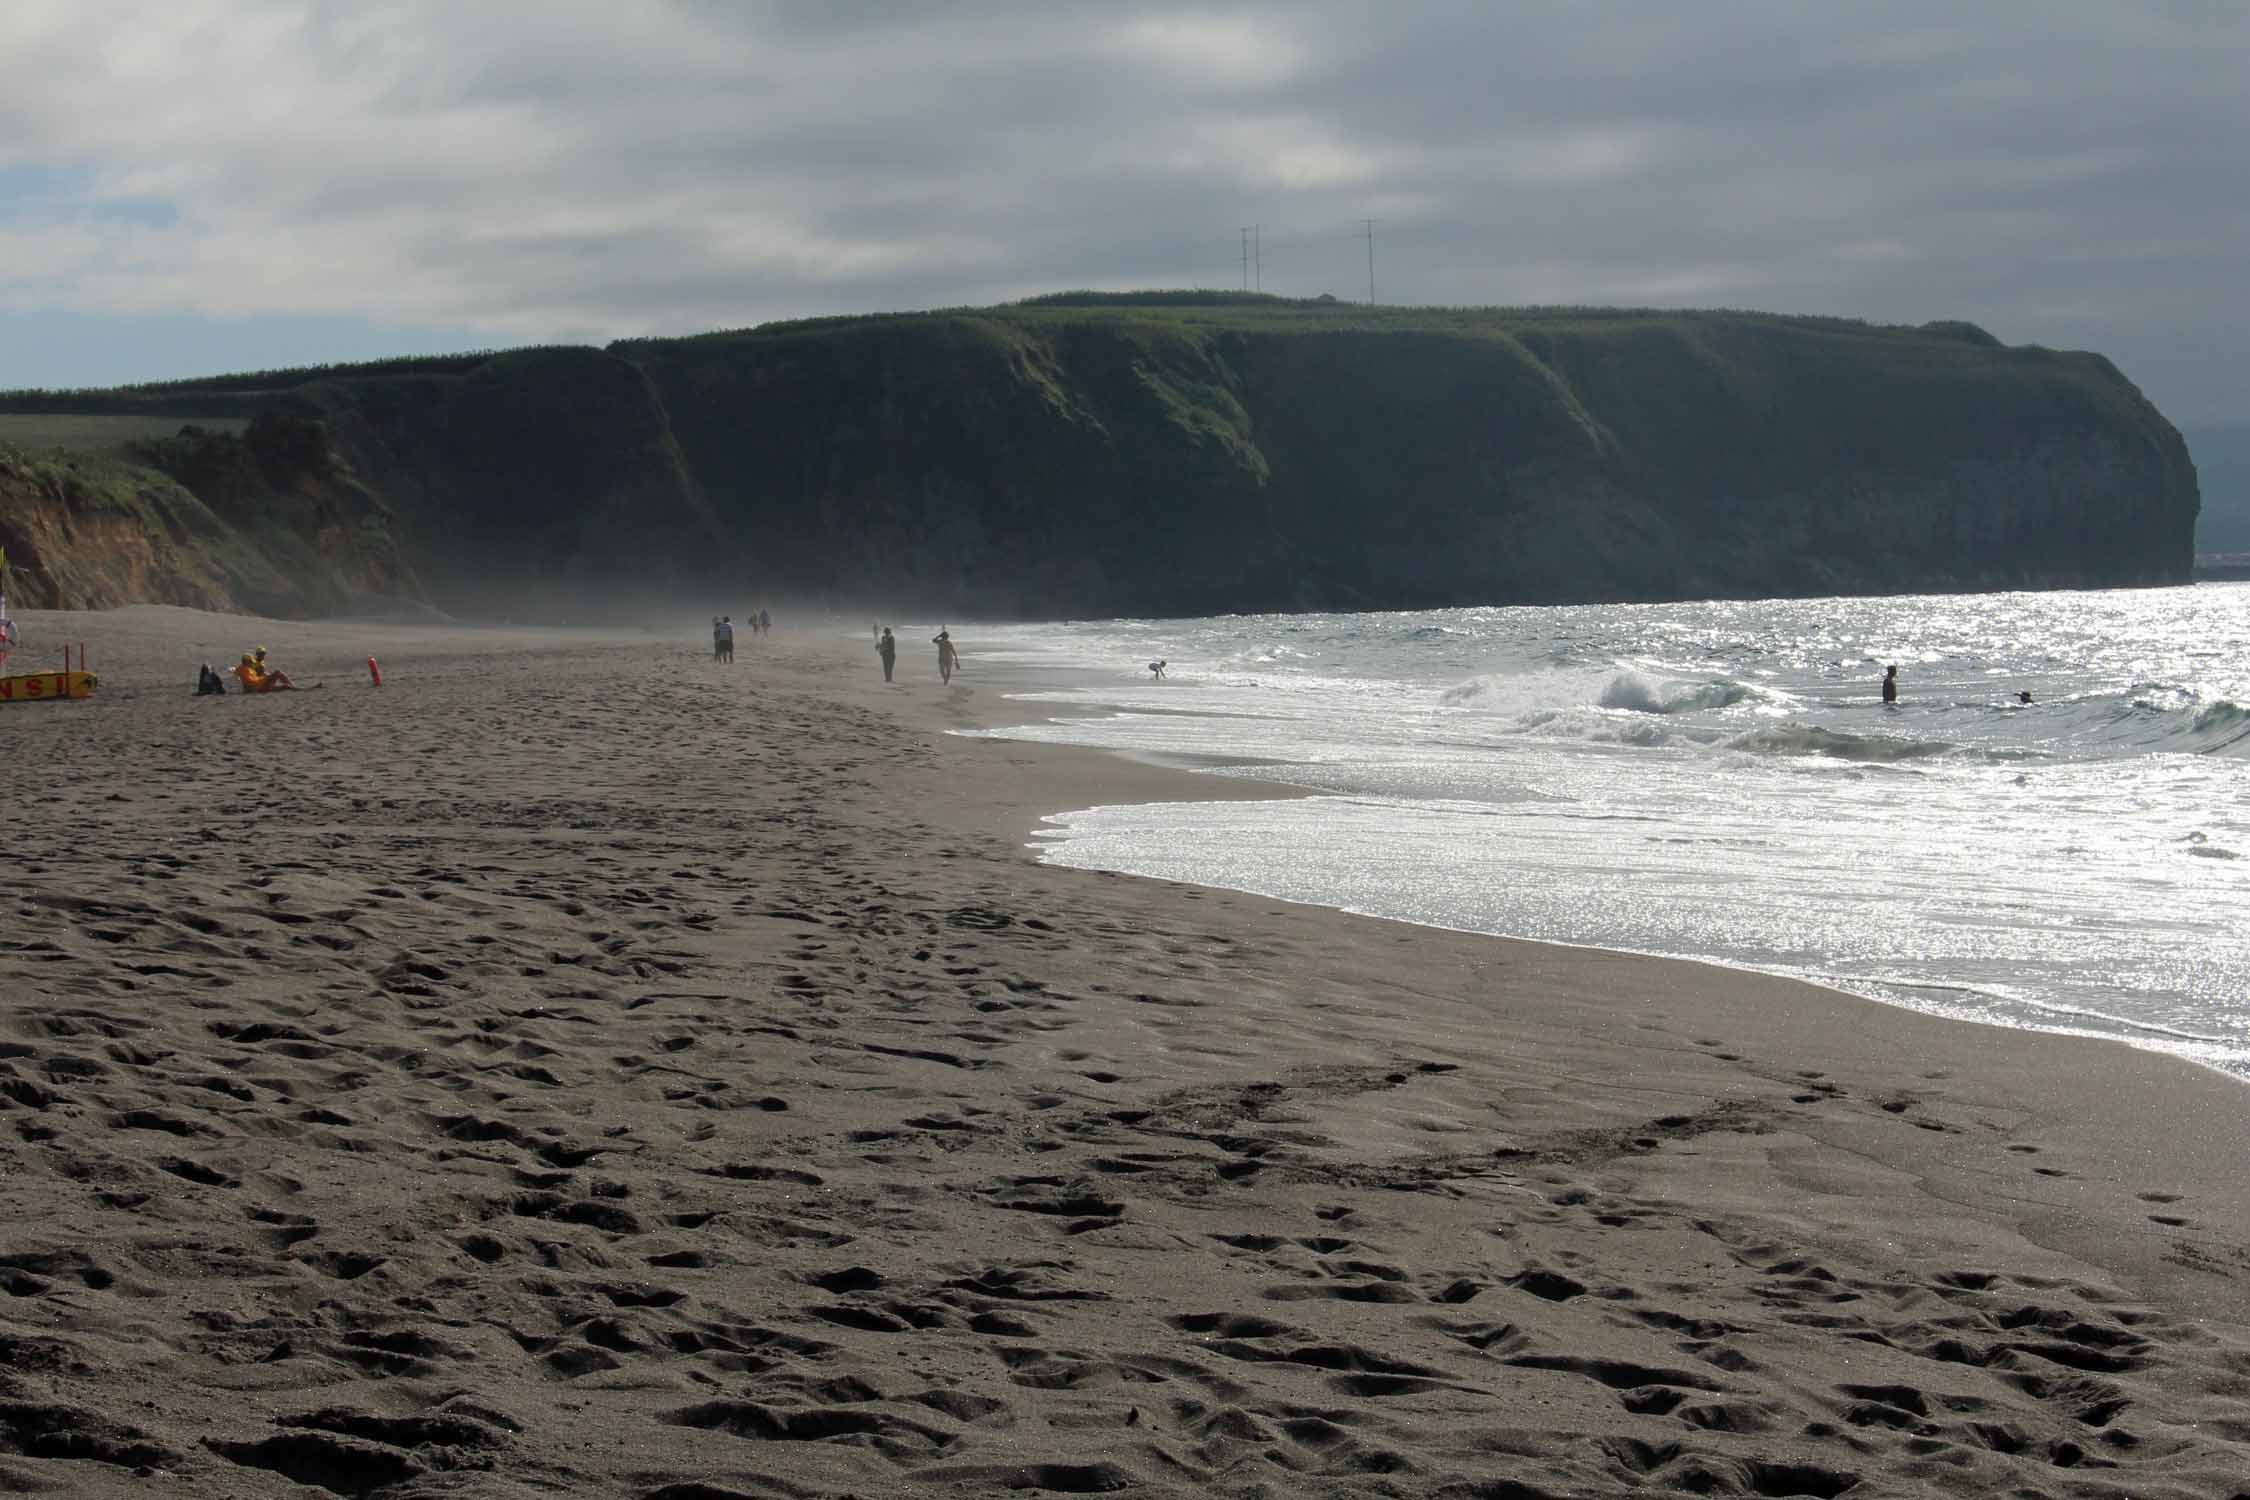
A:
[{"xmin": 232, "ymin": 646, "xmax": 298, "ymax": 693}]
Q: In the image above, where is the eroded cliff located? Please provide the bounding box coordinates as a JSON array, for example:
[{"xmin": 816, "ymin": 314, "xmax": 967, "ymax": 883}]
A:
[{"xmin": 0, "ymin": 411, "xmax": 415, "ymax": 614}]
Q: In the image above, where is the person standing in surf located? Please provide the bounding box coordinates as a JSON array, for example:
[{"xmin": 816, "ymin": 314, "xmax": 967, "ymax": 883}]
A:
[
  {"xmin": 1881, "ymin": 664, "xmax": 1899, "ymax": 704},
  {"xmin": 934, "ymin": 628, "xmax": 959, "ymax": 685}
]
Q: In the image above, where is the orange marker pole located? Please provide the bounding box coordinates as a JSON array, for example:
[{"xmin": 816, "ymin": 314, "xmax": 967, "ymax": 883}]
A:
[{"xmin": 368, "ymin": 656, "xmax": 382, "ymax": 687}]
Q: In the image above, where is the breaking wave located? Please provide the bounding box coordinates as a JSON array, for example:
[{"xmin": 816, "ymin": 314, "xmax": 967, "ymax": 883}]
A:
[
  {"xmin": 1596, "ymin": 668, "xmax": 1756, "ymax": 714},
  {"xmin": 1722, "ymin": 724, "xmax": 1964, "ymax": 764},
  {"xmin": 1439, "ymin": 664, "xmax": 1760, "ymax": 716}
]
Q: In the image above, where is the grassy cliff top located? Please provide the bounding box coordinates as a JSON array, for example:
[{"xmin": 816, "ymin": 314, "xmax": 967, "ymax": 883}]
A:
[
  {"xmin": 624, "ymin": 292, "xmax": 2017, "ymax": 356},
  {"xmin": 0, "ymin": 293, "xmax": 2035, "ymax": 405},
  {"xmin": 0, "ymin": 412, "xmax": 249, "ymax": 449}
]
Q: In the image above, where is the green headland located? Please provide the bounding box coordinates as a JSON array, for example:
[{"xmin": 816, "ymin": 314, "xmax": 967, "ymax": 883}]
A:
[{"xmin": 0, "ymin": 294, "xmax": 2201, "ymax": 618}]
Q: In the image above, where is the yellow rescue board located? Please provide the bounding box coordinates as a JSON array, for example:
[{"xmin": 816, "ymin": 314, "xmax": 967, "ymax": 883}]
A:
[{"xmin": 0, "ymin": 670, "xmax": 98, "ymax": 703}]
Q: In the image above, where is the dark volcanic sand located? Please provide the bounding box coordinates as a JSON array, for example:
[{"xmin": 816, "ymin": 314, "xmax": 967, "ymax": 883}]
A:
[{"xmin": 2, "ymin": 606, "xmax": 2246, "ymax": 1499}]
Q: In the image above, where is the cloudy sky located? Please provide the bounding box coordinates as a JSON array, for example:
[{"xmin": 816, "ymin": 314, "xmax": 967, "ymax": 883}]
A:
[{"xmin": 2, "ymin": 1, "xmax": 2242, "ymax": 423}]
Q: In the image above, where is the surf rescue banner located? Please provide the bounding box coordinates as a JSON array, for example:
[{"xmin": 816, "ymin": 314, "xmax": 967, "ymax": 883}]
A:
[{"xmin": 0, "ymin": 671, "xmax": 97, "ymax": 703}]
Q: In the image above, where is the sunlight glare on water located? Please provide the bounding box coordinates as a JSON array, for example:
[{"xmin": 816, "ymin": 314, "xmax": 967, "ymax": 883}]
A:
[{"xmin": 963, "ymin": 585, "xmax": 2250, "ymax": 1078}]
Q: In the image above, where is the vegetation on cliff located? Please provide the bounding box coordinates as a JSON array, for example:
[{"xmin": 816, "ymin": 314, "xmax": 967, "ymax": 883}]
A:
[
  {"xmin": 0, "ymin": 412, "xmax": 413, "ymax": 614},
  {"xmin": 0, "ymin": 297, "xmax": 2201, "ymax": 618},
  {"xmin": 616, "ymin": 299, "xmax": 2196, "ymax": 613}
]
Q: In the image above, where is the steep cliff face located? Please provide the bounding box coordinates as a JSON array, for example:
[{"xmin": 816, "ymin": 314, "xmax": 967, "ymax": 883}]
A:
[
  {"xmin": 1492, "ymin": 317, "xmax": 2195, "ymax": 599},
  {"xmin": 280, "ymin": 346, "xmax": 734, "ymax": 606},
  {"xmin": 0, "ymin": 301, "xmax": 2199, "ymax": 619},
  {"xmin": 626, "ymin": 307, "xmax": 2195, "ymax": 614},
  {"xmin": 0, "ymin": 412, "xmax": 414, "ymax": 613},
  {"xmin": 626, "ymin": 318, "xmax": 1281, "ymax": 616}
]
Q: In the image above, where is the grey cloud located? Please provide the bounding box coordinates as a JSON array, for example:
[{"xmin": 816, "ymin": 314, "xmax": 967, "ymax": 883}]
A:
[{"xmin": 0, "ymin": 0, "xmax": 2243, "ymax": 419}]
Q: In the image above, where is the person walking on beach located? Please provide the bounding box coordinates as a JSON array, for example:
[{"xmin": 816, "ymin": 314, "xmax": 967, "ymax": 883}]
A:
[
  {"xmin": 1881, "ymin": 664, "xmax": 1898, "ymax": 704},
  {"xmin": 933, "ymin": 627, "xmax": 959, "ymax": 685},
  {"xmin": 876, "ymin": 627, "xmax": 897, "ymax": 682},
  {"xmin": 758, "ymin": 608, "xmax": 771, "ymax": 636}
]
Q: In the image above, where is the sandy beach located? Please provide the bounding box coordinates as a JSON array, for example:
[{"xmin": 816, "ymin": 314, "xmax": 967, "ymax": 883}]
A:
[{"xmin": 2, "ymin": 606, "xmax": 2245, "ymax": 1499}]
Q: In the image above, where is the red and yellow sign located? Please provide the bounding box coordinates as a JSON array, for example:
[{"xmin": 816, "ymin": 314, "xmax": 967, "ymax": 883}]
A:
[{"xmin": 0, "ymin": 671, "xmax": 98, "ymax": 703}]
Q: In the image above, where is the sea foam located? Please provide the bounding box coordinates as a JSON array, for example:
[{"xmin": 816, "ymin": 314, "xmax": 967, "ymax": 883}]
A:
[{"xmin": 968, "ymin": 583, "xmax": 2250, "ymax": 1078}]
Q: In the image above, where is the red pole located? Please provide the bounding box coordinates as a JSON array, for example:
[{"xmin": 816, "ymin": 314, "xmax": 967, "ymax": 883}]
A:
[{"xmin": 368, "ymin": 656, "xmax": 382, "ymax": 687}]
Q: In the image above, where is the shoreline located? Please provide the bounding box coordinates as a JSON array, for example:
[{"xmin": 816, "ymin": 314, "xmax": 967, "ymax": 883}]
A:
[
  {"xmin": 2, "ymin": 605, "xmax": 2244, "ymax": 1496},
  {"xmin": 941, "ymin": 628, "xmax": 2250, "ymax": 1090},
  {"xmin": 764, "ymin": 625, "xmax": 2250, "ymax": 1308}
]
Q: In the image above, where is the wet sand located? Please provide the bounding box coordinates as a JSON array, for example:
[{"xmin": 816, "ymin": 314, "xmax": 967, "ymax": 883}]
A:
[{"xmin": 2, "ymin": 605, "xmax": 2246, "ymax": 1499}]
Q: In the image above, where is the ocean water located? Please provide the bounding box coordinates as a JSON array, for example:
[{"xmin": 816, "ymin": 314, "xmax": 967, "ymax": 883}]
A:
[{"xmin": 959, "ymin": 584, "xmax": 2250, "ymax": 1080}]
